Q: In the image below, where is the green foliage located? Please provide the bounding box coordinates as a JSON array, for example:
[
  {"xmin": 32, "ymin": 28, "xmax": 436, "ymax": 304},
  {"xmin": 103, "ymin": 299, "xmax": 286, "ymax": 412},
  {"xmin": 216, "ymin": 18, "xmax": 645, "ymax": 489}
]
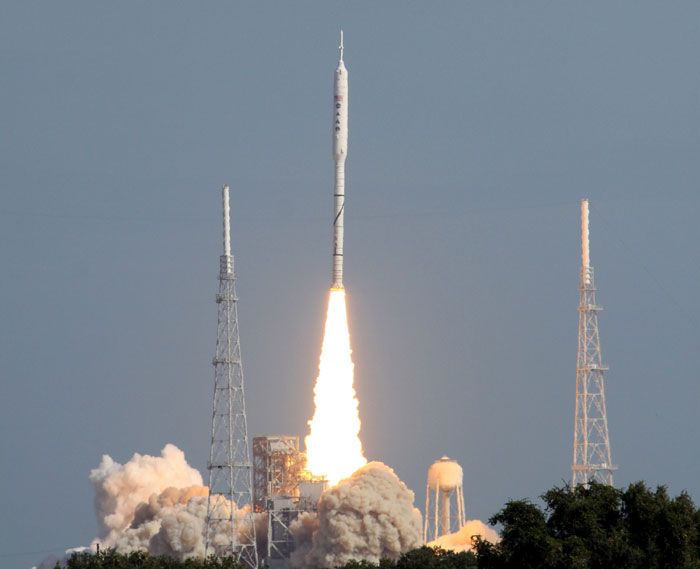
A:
[
  {"xmin": 338, "ymin": 560, "xmax": 385, "ymax": 569},
  {"xmin": 489, "ymin": 499, "xmax": 558, "ymax": 569},
  {"xmin": 63, "ymin": 549, "xmax": 249, "ymax": 569},
  {"xmin": 396, "ymin": 546, "xmax": 477, "ymax": 569},
  {"xmin": 335, "ymin": 546, "xmax": 477, "ymax": 569},
  {"xmin": 63, "ymin": 548, "xmax": 477, "ymax": 569},
  {"xmin": 477, "ymin": 481, "xmax": 700, "ymax": 569}
]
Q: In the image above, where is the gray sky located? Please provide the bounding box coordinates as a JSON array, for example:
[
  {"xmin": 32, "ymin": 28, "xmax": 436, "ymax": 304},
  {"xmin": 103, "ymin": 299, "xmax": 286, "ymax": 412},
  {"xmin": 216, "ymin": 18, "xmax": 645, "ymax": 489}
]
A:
[{"xmin": 2, "ymin": 2, "xmax": 700, "ymax": 566}]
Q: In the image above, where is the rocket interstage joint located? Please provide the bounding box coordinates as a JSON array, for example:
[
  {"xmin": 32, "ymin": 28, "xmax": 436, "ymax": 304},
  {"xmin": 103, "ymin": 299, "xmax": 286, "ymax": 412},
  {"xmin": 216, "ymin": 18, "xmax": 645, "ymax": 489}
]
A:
[{"xmin": 332, "ymin": 31, "xmax": 348, "ymax": 290}]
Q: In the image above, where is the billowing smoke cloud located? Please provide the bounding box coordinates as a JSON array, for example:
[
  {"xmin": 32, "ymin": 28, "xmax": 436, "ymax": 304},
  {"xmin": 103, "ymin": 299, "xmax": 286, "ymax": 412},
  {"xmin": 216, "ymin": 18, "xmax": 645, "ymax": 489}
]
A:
[
  {"xmin": 37, "ymin": 445, "xmax": 498, "ymax": 569},
  {"xmin": 89, "ymin": 443, "xmax": 204, "ymax": 544},
  {"xmin": 36, "ymin": 547, "xmax": 88, "ymax": 569},
  {"xmin": 37, "ymin": 445, "xmax": 265, "ymax": 567},
  {"xmin": 290, "ymin": 461, "xmax": 423, "ymax": 568},
  {"xmin": 427, "ymin": 520, "xmax": 500, "ymax": 553}
]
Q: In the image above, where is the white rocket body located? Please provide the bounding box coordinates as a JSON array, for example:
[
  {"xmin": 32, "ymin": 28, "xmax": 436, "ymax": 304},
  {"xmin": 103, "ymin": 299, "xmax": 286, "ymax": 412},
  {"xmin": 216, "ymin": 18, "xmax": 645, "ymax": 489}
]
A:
[{"xmin": 332, "ymin": 32, "xmax": 348, "ymax": 289}]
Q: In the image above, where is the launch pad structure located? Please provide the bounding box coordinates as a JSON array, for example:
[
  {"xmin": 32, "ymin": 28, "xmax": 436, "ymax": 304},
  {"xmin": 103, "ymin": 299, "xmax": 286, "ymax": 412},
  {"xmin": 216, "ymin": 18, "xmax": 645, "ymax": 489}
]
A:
[
  {"xmin": 253, "ymin": 436, "xmax": 304, "ymax": 512},
  {"xmin": 253, "ymin": 436, "xmax": 327, "ymax": 568}
]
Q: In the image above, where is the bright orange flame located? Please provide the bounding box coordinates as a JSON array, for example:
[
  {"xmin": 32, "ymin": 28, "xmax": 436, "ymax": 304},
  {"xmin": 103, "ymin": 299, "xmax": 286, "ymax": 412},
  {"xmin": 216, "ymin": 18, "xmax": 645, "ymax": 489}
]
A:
[{"xmin": 305, "ymin": 288, "xmax": 366, "ymax": 486}]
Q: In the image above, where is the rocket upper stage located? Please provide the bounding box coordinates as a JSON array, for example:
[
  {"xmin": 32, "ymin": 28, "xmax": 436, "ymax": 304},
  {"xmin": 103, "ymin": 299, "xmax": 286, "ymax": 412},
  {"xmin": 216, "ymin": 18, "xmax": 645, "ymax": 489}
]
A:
[
  {"xmin": 332, "ymin": 31, "xmax": 348, "ymax": 289},
  {"xmin": 333, "ymin": 31, "xmax": 348, "ymax": 162}
]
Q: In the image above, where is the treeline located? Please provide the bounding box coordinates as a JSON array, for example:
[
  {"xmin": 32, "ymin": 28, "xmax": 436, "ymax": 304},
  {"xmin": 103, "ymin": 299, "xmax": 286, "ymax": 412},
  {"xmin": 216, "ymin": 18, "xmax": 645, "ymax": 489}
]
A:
[
  {"xmin": 61, "ymin": 550, "xmax": 245, "ymax": 569},
  {"xmin": 473, "ymin": 481, "xmax": 700, "ymax": 569},
  {"xmin": 59, "ymin": 548, "xmax": 477, "ymax": 569},
  {"xmin": 59, "ymin": 482, "xmax": 700, "ymax": 569}
]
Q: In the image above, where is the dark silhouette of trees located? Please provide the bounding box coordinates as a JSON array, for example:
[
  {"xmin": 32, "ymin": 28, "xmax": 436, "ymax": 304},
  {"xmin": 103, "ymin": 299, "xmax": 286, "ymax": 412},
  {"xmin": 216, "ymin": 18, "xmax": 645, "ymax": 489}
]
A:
[
  {"xmin": 61, "ymin": 549, "xmax": 248, "ymax": 569},
  {"xmin": 58, "ymin": 482, "xmax": 700, "ymax": 569},
  {"xmin": 473, "ymin": 481, "xmax": 700, "ymax": 569},
  {"xmin": 60, "ymin": 547, "xmax": 477, "ymax": 569}
]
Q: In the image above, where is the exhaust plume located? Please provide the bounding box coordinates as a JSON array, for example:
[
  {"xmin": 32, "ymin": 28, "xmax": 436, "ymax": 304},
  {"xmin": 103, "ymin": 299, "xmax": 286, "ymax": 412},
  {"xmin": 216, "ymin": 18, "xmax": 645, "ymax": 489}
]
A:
[
  {"xmin": 305, "ymin": 289, "xmax": 366, "ymax": 485},
  {"xmin": 427, "ymin": 520, "xmax": 500, "ymax": 553},
  {"xmin": 37, "ymin": 445, "xmax": 496, "ymax": 569},
  {"xmin": 290, "ymin": 461, "xmax": 423, "ymax": 568},
  {"xmin": 42, "ymin": 444, "xmax": 267, "ymax": 563},
  {"xmin": 89, "ymin": 444, "xmax": 204, "ymax": 543}
]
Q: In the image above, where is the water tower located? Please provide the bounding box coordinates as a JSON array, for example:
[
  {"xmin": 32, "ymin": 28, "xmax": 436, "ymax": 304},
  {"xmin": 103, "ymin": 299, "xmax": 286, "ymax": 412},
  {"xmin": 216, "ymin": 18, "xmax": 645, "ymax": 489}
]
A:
[{"xmin": 424, "ymin": 456, "xmax": 466, "ymax": 542}]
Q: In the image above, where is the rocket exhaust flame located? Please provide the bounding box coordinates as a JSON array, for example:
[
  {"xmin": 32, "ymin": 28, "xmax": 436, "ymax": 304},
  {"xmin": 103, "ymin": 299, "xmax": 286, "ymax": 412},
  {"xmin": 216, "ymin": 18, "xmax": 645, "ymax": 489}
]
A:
[{"xmin": 305, "ymin": 288, "xmax": 366, "ymax": 486}]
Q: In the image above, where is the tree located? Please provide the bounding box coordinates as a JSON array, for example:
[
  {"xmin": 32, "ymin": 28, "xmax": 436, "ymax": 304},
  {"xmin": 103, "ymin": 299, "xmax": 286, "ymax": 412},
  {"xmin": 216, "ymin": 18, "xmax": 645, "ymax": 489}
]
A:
[
  {"xmin": 543, "ymin": 483, "xmax": 631, "ymax": 569},
  {"xmin": 63, "ymin": 550, "xmax": 250, "ymax": 569},
  {"xmin": 488, "ymin": 499, "xmax": 559, "ymax": 569},
  {"xmin": 477, "ymin": 482, "xmax": 700, "ymax": 569}
]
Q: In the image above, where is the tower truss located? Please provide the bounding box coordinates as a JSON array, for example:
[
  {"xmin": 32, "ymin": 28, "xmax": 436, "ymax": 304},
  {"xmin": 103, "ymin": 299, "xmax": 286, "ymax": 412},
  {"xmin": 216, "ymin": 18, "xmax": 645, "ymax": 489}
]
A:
[
  {"xmin": 205, "ymin": 186, "xmax": 259, "ymax": 567},
  {"xmin": 571, "ymin": 199, "xmax": 616, "ymax": 487}
]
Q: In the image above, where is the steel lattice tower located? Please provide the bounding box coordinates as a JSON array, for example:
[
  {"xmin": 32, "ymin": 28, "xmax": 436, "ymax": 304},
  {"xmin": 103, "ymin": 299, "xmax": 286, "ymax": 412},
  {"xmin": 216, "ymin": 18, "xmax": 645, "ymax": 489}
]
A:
[
  {"xmin": 571, "ymin": 199, "xmax": 616, "ymax": 487},
  {"xmin": 205, "ymin": 186, "xmax": 258, "ymax": 567}
]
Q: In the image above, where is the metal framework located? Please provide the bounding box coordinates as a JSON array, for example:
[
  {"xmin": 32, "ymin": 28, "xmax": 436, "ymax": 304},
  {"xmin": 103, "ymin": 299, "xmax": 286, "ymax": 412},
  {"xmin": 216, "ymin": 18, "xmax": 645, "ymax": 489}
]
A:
[
  {"xmin": 252, "ymin": 435, "xmax": 308, "ymax": 567},
  {"xmin": 571, "ymin": 199, "xmax": 616, "ymax": 487},
  {"xmin": 205, "ymin": 186, "xmax": 259, "ymax": 567},
  {"xmin": 266, "ymin": 497, "xmax": 301, "ymax": 566},
  {"xmin": 253, "ymin": 436, "xmax": 304, "ymax": 512}
]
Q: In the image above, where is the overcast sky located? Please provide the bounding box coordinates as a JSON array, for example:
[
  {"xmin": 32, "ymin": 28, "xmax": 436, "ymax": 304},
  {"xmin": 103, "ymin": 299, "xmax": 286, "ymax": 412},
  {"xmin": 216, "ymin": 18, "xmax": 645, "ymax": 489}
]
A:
[{"xmin": 2, "ymin": 2, "xmax": 700, "ymax": 567}]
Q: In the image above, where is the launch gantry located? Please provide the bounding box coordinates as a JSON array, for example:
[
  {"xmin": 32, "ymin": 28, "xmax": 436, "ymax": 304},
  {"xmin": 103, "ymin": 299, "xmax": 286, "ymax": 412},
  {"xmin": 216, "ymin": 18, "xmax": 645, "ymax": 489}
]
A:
[
  {"xmin": 252, "ymin": 435, "xmax": 327, "ymax": 568},
  {"xmin": 571, "ymin": 199, "xmax": 616, "ymax": 487},
  {"xmin": 204, "ymin": 186, "xmax": 259, "ymax": 568}
]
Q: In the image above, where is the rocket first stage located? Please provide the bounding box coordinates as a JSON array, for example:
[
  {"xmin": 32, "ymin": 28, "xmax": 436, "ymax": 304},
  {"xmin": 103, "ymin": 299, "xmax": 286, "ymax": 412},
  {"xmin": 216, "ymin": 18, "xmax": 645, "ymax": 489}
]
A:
[{"xmin": 332, "ymin": 31, "xmax": 348, "ymax": 289}]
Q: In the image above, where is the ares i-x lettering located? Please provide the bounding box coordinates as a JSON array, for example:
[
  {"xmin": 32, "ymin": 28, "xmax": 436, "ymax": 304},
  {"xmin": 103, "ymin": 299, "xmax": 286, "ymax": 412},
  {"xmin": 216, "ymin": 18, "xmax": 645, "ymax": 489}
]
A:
[{"xmin": 332, "ymin": 31, "xmax": 348, "ymax": 290}]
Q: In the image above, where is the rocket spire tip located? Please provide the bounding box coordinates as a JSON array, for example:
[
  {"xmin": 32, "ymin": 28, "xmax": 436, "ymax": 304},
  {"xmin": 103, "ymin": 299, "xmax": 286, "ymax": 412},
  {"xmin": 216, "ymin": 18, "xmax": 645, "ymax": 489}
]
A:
[
  {"xmin": 222, "ymin": 185, "xmax": 231, "ymax": 260},
  {"xmin": 581, "ymin": 198, "xmax": 590, "ymax": 279},
  {"xmin": 339, "ymin": 30, "xmax": 344, "ymax": 62}
]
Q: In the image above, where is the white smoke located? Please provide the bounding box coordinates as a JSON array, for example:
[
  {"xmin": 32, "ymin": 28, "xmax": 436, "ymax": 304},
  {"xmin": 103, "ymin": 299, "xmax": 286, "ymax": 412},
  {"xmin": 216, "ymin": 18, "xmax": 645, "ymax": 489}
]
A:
[
  {"xmin": 37, "ymin": 445, "xmax": 498, "ymax": 569},
  {"xmin": 89, "ymin": 443, "xmax": 204, "ymax": 544},
  {"xmin": 101, "ymin": 486, "xmax": 211, "ymax": 558},
  {"xmin": 37, "ymin": 444, "xmax": 265, "ymax": 567},
  {"xmin": 427, "ymin": 519, "xmax": 500, "ymax": 553},
  {"xmin": 35, "ymin": 547, "xmax": 88, "ymax": 569},
  {"xmin": 290, "ymin": 461, "xmax": 423, "ymax": 568}
]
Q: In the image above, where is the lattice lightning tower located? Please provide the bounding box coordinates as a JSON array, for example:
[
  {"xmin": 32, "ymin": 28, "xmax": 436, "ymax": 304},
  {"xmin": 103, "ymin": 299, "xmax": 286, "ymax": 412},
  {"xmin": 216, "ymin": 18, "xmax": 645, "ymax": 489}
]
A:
[
  {"xmin": 205, "ymin": 186, "xmax": 259, "ymax": 567},
  {"xmin": 571, "ymin": 199, "xmax": 616, "ymax": 487}
]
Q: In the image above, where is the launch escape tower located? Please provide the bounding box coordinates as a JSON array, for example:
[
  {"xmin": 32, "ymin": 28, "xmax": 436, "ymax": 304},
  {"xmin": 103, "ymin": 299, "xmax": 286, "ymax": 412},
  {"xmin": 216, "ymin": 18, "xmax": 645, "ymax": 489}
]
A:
[
  {"xmin": 205, "ymin": 186, "xmax": 259, "ymax": 567},
  {"xmin": 571, "ymin": 199, "xmax": 616, "ymax": 487}
]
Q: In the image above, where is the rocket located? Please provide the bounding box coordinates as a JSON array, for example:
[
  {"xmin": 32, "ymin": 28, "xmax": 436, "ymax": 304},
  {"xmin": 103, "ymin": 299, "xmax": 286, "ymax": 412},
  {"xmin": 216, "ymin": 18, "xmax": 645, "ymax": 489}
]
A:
[{"xmin": 332, "ymin": 31, "xmax": 348, "ymax": 290}]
